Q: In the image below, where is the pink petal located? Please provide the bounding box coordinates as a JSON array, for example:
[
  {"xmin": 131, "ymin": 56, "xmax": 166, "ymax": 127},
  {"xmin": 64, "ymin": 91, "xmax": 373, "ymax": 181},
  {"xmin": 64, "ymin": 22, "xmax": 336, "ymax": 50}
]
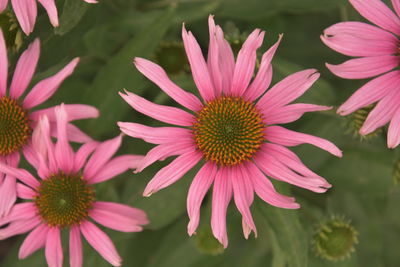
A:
[
  {"xmin": 135, "ymin": 141, "xmax": 194, "ymax": 173},
  {"xmin": 337, "ymin": 71, "xmax": 400, "ymax": 115},
  {"xmin": 257, "ymin": 69, "xmax": 319, "ymax": 113},
  {"xmin": 243, "ymin": 34, "xmax": 282, "ymax": 102},
  {"xmin": 19, "ymin": 224, "xmax": 49, "ymax": 259},
  {"xmin": 30, "ymin": 104, "xmax": 99, "ymax": 122},
  {"xmin": 54, "ymin": 122, "xmax": 93, "ymax": 143},
  {"xmin": 207, "ymin": 15, "xmax": 223, "ymax": 96},
  {"xmin": 0, "ymin": 162, "xmax": 39, "ymax": 188},
  {"xmin": 88, "ymin": 155, "xmax": 144, "ymax": 184},
  {"xmin": 118, "ymin": 122, "xmax": 192, "ymax": 145},
  {"xmin": 0, "ymin": 29, "xmax": 7, "ymax": 96},
  {"xmin": 54, "ymin": 104, "xmax": 75, "ymax": 174},
  {"xmin": 215, "ymin": 25, "xmax": 235, "ymax": 95},
  {"xmin": 265, "ymin": 126, "xmax": 342, "ymax": 157},
  {"xmin": 94, "ymin": 201, "xmax": 148, "ymax": 225},
  {"xmin": 69, "ymin": 226, "xmax": 82, "ymax": 267},
  {"xmin": 83, "ymin": 135, "xmax": 122, "ymax": 180},
  {"xmin": 388, "ymin": 107, "xmax": 400, "ymax": 148},
  {"xmin": 73, "ymin": 141, "xmax": 99, "ymax": 173},
  {"xmin": 392, "ymin": 0, "xmax": 400, "ymax": 17},
  {"xmin": 23, "ymin": 58, "xmax": 80, "ymax": 109},
  {"xmin": 232, "ymin": 165, "xmax": 257, "ymax": 238},
  {"xmin": 211, "ymin": 167, "xmax": 232, "ymax": 248},
  {"xmin": 23, "ymin": 145, "xmax": 40, "ymax": 170},
  {"xmin": 45, "ymin": 227, "xmax": 63, "ymax": 267},
  {"xmin": 134, "ymin": 57, "xmax": 202, "ymax": 111},
  {"xmin": 9, "ymin": 39, "xmax": 40, "ymax": 99},
  {"xmin": 321, "ymin": 22, "xmax": 398, "ymax": 57},
  {"xmin": 0, "ymin": 176, "xmax": 16, "ymax": 217},
  {"xmin": 349, "ymin": 0, "xmax": 400, "ymax": 35},
  {"xmin": 230, "ymin": 29, "xmax": 264, "ymax": 97},
  {"xmin": 119, "ymin": 90, "xmax": 195, "ymax": 126},
  {"xmin": 143, "ymin": 151, "xmax": 202, "ymax": 197},
  {"xmin": 17, "ymin": 183, "xmax": 36, "ymax": 199},
  {"xmin": 182, "ymin": 24, "xmax": 215, "ymax": 102},
  {"xmin": 187, "ymin": 161, "xmax": 216, "ymax": 235},
  {"xmin": 84, "ymin": 0, "xmax": 97, "ymax": 3},
  {"xmin": 32, "ymin": 116, "xmax": 56, "ymax": 176},
  {"xmin": 360, "ymin": 89, "xmax": 400, "ymax": 135},
  {"xmin": 326, "ymin": 56, "xmax": 399, "ymax": 79},
  {"xmin": 0, "ymin": 0, "xmax": 8, "ymax": 13},
  {"xmin": 80, "ymin": 221, "xmax": 122, "ymax": 266},
  {"xmin": 0, "ymin": 216, "xmax": 40, "ymax": 240},
  {"xmin": 0, "ymin": 202, "xmax": 36, "ymax": 226},
  {"xmin": 245, "ymin": 161, "xmax": 300, "ymax": 209},
  {"xmin": 265, "ymin": 103, "xmax": 331, "ymax": 125},
  {"xmin": 11, "ymin": 0, "xmax": 37, "ymax": 35},
  {"xmin": 37, "ymin": 0, "xmax": 58, "ymax": 27}
]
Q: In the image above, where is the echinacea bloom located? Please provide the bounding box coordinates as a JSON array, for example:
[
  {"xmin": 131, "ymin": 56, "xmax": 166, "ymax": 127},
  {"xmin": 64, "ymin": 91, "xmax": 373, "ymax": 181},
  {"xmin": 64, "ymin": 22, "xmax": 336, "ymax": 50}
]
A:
[
  {"xmin": 321, "ymin": 0, "xmax": 400, "ymax": 148},
  {"xmin": 0, "ymin": 0, "xmax": 97, "ymax": 35},
  {"xmin": 118, "ymin": 15, "xmax": 342, "ymax": 247},
  {"xmin": 0, "ymin": 29, "xmax": 98, "ymax": 217},
  {"xmin": 0, "ymin": 105, "xmax": 148, "ymax": 267}
]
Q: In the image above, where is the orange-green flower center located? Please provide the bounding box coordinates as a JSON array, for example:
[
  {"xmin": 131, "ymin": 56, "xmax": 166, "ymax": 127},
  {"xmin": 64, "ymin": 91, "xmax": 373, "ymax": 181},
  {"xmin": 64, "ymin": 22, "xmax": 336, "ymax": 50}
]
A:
[
  {"xmin": 193, "ymin": 97, "xmax": 265, "ymax": 166},
  {"xmin": 0, "ymin": 96, "xmax": 31, "ymax": 156},
  {"xmin": 35, "ymin": 173, "xmax": 95, "ymax": 228}
]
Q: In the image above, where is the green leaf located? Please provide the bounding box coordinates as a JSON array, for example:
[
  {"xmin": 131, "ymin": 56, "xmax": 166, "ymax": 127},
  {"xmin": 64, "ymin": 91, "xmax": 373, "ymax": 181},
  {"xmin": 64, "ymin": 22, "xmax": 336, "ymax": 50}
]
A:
[{"xmin": 55, "ymin": 0, "xmax": 89, "ymax": 35}]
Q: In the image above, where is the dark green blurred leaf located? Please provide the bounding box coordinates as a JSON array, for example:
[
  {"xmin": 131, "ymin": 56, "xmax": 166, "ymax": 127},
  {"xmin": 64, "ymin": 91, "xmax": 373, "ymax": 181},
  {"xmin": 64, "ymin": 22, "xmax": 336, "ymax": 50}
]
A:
[{"xmin": 55, "ymin": 0, "xmax": 89, "ymax": 35}]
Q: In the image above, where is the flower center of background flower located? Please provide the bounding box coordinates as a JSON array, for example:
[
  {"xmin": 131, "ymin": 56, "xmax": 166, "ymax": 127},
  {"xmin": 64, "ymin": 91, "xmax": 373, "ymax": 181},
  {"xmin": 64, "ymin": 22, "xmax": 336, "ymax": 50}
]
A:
[
  {"xmin": 0, "ymin": 96, "xmax": 31, "ymax": 156},
  {"xmin": 193, "ymin": 96, "xmax": 265, "ymax": 166},
  {"xmin": 35, "ymin": 173, "xmax": 95, "ymax": 227}
]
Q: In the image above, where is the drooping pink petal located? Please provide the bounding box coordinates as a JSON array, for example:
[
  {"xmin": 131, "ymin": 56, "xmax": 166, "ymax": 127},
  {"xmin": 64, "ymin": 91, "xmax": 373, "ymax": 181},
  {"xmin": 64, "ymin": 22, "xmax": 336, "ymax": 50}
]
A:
[
  {"xmin": 119, "ymin": 90, "xmax": 195, "ymax": 126},
  {"xmin": 134, "ymin": 57, "xmax": 202, "ymax": 111},
  {"xmin": 33, "ymin": 116, "xmax": 56, "ymax": 176},
  {"xmin": 207, "ymin": 15, "xmax": 223, "ymax": 96},
  {"xmin": 118, "ymin": 122, "xmax": 192, "ymax": 145},
  {"xmin": 392, "ymin": 0, "xmax": 400, "ymax": 17},
  {"xmin": 11, "ymin": 0, "xmax": 37, "ymax": 35},
  {"xmin": 182, "ymin": 24, "xmax": 215, "ymax": 102},
  {"xmin": 230, "ymin": 29, "xmax": 264, "ymax": 97},
  {"xmin": 243, "ymin": 34, "xmax": 282, "ymax": 102},
  {"xmin": 73, "ymin": 141, "xmax": 99, "ymax": 173},
  {"xmin": 245, "ymin": 161, "xmax": 300, "ymax": 209},
  {"xmin": 84, "ymin": 0, "xmax": 97, "ymax": 3},
  {"xmin": 0, "ymin": 216, "xmax": 40, "ymax": 240},
  {"xmin": 135, "ymin": 141, "xmax": 194, "ymax": 173},
  {"xmin": 19, "ymin": 224, "xmax": 49, "ymax": 259},
  {"xmin": 54, "ymin": 104, "xmax": 75, "ymax": 174},
  {"xmin": 360, "ymin": 89, "xmax": 400, "ymax": 135},
  {"xmin": 349, "ymin": 0, "xmax": 400, "ymax": 35},
  {"xmin": 45, "ymin": 227, "xmax": 63, "ymax": 267},
  {"xmin": 326, "ymin": 56, "xmax": 399, "ymax": 79},
  {"xmin": 88, "ymin": 155, "xmax": 144, "ymax": 184},
  {"xmin": 388, "ymin": 107, "xmax": 400, "ymax": 148},
  {"xmin": 0, "ymin": 176, "xmax": 17, "ymax": 217},
  {"xmin": 0, "ymin": 0, "xmax": 8, "ymax": 13},
  {"xmin": 321, "ymin": 22, "xmax": 398, "ymax": 57},
  {"xmin": 265, "ymin": 103, "xmax": 331, "ymax": 125},
  {"xmin": 187, "ymin": 161, "xmax": 216, "ymax": 235},
  {"xmin": 83, "ymin": 135, "xmax": 122, "ymax": 180},
  {"xmin": 23, "ymin": 58, "xmax": 79, "ymax": 109},
  {"xmin": 23, "ymin": 146, "xmax": 40, "ymax": 170},
  {"xmin": 211, "ymin": 167, "xmax": 232, "ymax": 248},
  {"xmin": 30, "ymin": 104, "xmax": 99, "ymax": 122},
  {"xmin": 9, "ymin": 39, "xmax": 40, "ymax": 99},
  {"xmin": 17, "ymin": 183, "xmax": 36, "ymax": 199},
  {"xmin": 80, "ymin": 221, "xmax": 122, "ymax": 267},
  {"xmin": 94, "ymin": 202, "xmax": 148, "ymax": 225},
  {"xmin": 37, "ymin": 0, "xmax": 58, "ymax": 27},
  {"xmin": 0, "ymin": 202, "xmax": 36, "ymax": 226},
  {"xmin": 0, "ymin": 29, "xmax": 7, "ymax": 96},
  {"xmin": 215, "ymin": 25, "xmax": 235, "ymax": 94},
  {"xmin": 337, "ymin": 71, "xmax": 400, "ymax": 115},
  {"xmin": 265, "ymin": 126, "xmax": 342, "ymax": 157},
  {"xmin": 52, "ymin": 122, "xmax": 93, "ymax": 143},
  {"xmin": 69, "ymin": 226, "xmax": 82, "ymax": 267},
  {"xmin": 232, "ymin": 165, "xmax": 257, "ymax": 238},
  {"xmin": 143, "ymin": 151, "xmax": 202, "ymax": 197},
  {"xmin": 258, "ymin": 69, "xmax": 320, "ymax": 113},
  {"xmin": 0, "ymin": 162, "xmax": 39, "ymax": 188}
]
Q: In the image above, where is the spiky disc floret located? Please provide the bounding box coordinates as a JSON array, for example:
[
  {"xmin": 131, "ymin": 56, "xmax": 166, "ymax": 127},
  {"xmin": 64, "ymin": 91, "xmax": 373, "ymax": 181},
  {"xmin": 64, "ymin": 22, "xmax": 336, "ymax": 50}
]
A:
[
  {"xmin": 193, "ymin": 97, "xmax": 265, "ymax": 166},
  {"xmin": 0, "ymin": 96, "xmax": 31, "ymax": 156},
  {"xmin": 313, "ymin": 216, "xmax": 358, "ymax": 262},
  {"xmin": 347, "ymin": 104, "xmax": 381, "ymax": 140},
  {"xmin": 35, "ymin": 173, "xmax": 95, "ymax": 228}
]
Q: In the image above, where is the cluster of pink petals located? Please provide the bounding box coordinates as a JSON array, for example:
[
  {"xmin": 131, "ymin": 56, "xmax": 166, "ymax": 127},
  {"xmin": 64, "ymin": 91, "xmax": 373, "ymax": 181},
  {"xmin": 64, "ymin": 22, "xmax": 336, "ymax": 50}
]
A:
[
  {"xmin": 0, "ymin": 105, "xmax": 148, "ymax": 267},
  {"xmin": 118, "ymin": 15, "xmax": 342, "ymax": 247},
  {"xmin": 0, "ymin": 29, "xmax": 99, "ymax": 217},
  {"xmin": 0, "ymin": 0, "xmax": 97, "ymax": 35},
  {"xmin": 321, "ymin": 0, "xmax": 400, "ymax": 148}
]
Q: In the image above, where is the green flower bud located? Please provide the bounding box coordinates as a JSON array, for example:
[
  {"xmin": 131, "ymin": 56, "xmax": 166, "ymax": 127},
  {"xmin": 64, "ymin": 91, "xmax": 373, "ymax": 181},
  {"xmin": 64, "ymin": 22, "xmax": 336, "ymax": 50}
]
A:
[
  {"xmin": 347, "ymin": 104, "xmax": 381, "ymax": 140},
  {"xmin": 0, "ymin": 11, "xmax": 23, "ymax": 52}
]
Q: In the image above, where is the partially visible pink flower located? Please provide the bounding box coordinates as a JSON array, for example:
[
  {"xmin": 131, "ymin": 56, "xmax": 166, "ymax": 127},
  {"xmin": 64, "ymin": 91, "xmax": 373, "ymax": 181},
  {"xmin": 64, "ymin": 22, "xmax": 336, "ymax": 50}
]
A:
[
  {"xmin": 0, "ymin": 105, "xmax": 148, "ymax": 267},
  {"xmin": 118, "ymin": 15, "xmax": 342, "ymax": 248},
  {"xmin": 321, "ymin": 0, "xmax": 400, "ymax": 148},
  {"xmin": 0, "ymin": 0, "xmax": 97, "ymax": 35},
  {"xmin": 0, "ymin": 29, "xmax": 99, "ymax": 217}
]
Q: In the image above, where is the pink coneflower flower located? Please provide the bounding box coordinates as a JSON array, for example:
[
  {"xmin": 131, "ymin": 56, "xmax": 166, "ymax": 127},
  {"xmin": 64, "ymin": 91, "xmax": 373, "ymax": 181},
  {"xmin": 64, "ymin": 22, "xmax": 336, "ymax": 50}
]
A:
[
  {"xmin": 321, "ymin": 0, "xmax": 400, "ymax": 148},
  {"xmin": 0, "ymin": 0, "xmax": 97, "ymax": 35},
  {"xmin": 118, "ymin": 15, "xmax": 342, "ymax": 247},
  {"xmin": 0, "ymin": 105, "xmax": 148, "ymax": 267},
  {"xmin": 0, "ymin": 29, "xmax": 98, "ymax": 216}
]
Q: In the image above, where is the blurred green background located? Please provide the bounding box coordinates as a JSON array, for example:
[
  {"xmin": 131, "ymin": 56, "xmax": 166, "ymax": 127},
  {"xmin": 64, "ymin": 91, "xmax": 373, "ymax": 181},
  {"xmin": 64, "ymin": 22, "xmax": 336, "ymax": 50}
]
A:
[{"xmin": 1, "ymin": 0, "xmax": 399, "ymax": 266}]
